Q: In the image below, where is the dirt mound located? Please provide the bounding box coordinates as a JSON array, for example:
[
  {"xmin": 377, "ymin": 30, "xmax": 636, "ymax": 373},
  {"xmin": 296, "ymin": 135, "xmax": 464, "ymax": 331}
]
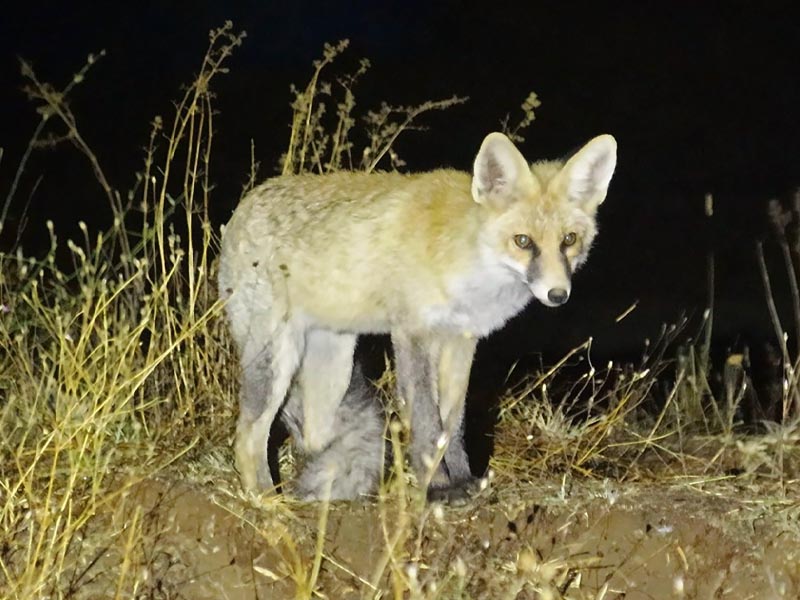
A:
[{"xmin": 76, "ymin": 476, "xmax": 799, "ymax": 599}]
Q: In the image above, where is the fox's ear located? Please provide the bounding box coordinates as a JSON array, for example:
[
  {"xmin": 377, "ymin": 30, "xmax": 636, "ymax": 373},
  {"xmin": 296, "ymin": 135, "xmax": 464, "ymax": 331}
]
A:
[
  {"xmin": 472, "ymin": 132, "xmax": 532, "ymax": 208},
  {"xmin": 559, "ymin": 134, "xmax": 617, "ymax": 212}
]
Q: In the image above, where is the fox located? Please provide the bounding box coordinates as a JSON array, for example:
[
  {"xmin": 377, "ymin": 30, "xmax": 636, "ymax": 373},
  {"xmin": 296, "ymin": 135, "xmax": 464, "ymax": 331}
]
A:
[{"xmin": 218, "ymin": 131, "xmax": 617, "ymax": 502}]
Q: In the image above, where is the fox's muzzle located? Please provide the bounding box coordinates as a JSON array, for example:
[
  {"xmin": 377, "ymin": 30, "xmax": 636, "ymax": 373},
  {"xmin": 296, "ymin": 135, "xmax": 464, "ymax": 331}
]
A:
[{"xmin": 527, "ymin": 251, "xmax": 572, "ymax": 307}]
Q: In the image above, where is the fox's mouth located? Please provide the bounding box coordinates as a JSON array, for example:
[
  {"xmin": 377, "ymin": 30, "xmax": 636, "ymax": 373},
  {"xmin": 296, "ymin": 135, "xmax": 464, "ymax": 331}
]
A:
[{"xmin": 536, "ymin": 297, "xmax": 568, "ymax": 308}]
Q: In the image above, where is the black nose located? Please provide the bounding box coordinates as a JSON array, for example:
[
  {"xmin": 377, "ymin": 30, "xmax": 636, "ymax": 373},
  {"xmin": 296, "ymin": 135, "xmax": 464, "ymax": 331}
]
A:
[{"xmin": 547, "ymin": 288, "xmax": 569, "ymax": 305}]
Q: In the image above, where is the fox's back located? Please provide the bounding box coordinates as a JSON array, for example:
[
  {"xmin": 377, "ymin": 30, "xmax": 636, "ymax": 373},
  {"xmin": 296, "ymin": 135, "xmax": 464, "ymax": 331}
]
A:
[
  {"xmin": 219, "ymin": 169, "xmax": 483, "ymax": 331},
  {"xmin": 227, "ymin": 170, "xmax": 471, "ymax": 236}
]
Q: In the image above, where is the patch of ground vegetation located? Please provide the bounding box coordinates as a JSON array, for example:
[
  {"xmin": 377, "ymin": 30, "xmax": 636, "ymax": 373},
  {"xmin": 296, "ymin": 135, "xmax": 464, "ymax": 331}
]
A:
[{"xmin": 1, "ymin": 23, "xmax": 798, "ymax": 599}]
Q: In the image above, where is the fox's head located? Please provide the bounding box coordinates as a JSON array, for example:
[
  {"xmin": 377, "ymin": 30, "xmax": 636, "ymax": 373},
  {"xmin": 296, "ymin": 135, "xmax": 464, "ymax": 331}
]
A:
[{"xmin": 471, "ymin": 132, "xmax": 617, "ymax": 307}]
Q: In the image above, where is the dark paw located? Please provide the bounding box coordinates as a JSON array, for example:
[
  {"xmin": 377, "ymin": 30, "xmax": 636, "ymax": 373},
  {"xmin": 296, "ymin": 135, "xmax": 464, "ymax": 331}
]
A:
[{"xmin": 426, "ymin": 476, "xmax": 482, "ymax": 505}]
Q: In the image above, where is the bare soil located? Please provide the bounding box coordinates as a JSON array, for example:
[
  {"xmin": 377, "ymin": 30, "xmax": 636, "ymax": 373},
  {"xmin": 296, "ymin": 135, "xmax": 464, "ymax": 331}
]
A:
[{"xmin": 77, "ymin": 469, "xmax": 800, "ymax": 599}]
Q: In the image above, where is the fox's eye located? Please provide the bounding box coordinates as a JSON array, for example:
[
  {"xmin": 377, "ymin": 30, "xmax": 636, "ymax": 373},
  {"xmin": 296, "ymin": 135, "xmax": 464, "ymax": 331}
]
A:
[
  {"xmin": 514, "ymin": 234, "xmax": 533, "ymax": 250},
  {"xmin": 563, "ymin": 232, "xmax": 577, "ymax": 246}
]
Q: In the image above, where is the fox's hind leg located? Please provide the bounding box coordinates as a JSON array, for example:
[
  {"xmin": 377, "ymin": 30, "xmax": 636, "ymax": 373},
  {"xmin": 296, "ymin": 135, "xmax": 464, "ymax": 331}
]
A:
[
  {"xmin": 285, "ymin": 355, "xmax": 385, "ymax": 500},
  {"xmin": 304, "ymin": 367, "xmax": 385, "ymax": 500},
  {"xmin": 296, "ymin": 329, "xmax": 357, "ymax": 456},
  {"xmin": 235, "ymin": 324, "xmax": 304, "ymax": 492},
  {"xmin": 284, "ymin": 330, "xmax": 382, "ymax": 500}
]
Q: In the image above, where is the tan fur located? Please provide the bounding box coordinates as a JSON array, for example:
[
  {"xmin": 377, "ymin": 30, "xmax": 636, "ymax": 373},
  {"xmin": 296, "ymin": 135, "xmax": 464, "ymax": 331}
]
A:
[{"xmin": 219, "ymin": 132, "xmax": 617, "ymax": 499}]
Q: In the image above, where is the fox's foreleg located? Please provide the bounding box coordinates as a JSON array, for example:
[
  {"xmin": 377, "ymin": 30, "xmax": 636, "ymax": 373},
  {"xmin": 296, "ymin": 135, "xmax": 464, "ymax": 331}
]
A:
[
  {"xmin": 436, "ymin": 334, "xmax": 478, "ymax": 487},
  {"xmin": 392, "ymin": 330, "xmax": 478, "ymax": 502}
]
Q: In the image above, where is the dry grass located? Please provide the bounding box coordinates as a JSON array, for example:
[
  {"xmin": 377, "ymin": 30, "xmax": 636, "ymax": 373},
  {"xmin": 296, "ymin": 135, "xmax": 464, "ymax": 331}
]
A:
[
  {"xmin": 0, "ymin": 23, "xmax": 243, "ymax": 598},
  {"xmin": 1, "ymin": 23, "xmax": 799, "ymax": 599}
]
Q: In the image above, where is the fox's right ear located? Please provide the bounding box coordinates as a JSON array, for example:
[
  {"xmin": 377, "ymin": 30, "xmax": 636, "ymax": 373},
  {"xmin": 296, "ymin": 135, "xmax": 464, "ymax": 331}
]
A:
[{"xmin": 472, "ymin": 132, "xmax": 532, "ymax": 208}]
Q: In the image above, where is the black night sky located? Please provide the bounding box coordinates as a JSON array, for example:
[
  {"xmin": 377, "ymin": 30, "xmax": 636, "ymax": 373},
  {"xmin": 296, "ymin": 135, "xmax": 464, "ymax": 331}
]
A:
[{"xmin": 1, "ymin": 1, "xmax": 799, "ymax": 368}]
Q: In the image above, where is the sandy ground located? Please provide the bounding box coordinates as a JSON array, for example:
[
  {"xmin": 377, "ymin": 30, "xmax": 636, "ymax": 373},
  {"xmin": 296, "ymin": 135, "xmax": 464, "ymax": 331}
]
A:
[{"xmin": 72, "ymin": 470, "xmax": 799, "ymax": 599}]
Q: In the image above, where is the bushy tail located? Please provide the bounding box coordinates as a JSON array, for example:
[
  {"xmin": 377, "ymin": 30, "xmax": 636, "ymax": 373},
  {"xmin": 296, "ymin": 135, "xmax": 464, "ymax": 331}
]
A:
[{"xmin": 286, "ymin": 368, "xmax": 386, "ymax": 500}]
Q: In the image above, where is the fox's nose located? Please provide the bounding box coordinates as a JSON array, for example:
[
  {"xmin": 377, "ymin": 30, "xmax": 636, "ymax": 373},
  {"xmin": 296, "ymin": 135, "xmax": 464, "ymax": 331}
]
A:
[{"xmin": 547, "ymin": 288, "xmax": 569, "ymax": 305}]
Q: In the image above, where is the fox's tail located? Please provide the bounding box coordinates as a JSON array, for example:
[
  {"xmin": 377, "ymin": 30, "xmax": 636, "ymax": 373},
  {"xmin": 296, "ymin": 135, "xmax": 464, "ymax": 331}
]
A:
[{"xmin": 287, "ymin": 367, "xmax": 386, "ymax": 501}]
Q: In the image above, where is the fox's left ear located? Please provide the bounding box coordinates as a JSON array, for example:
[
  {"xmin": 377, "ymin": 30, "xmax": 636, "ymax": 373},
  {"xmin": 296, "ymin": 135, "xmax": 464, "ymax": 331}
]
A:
[{"xmin": 558, "ymin": 134, "xmax": 617, "ymax": 213}]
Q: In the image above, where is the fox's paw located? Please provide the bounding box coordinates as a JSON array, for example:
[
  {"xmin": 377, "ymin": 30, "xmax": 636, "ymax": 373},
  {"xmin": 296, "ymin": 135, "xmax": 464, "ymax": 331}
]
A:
[{"xmin": 426, "ymin": 476, "xmax": 483, "ymax": 506}]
